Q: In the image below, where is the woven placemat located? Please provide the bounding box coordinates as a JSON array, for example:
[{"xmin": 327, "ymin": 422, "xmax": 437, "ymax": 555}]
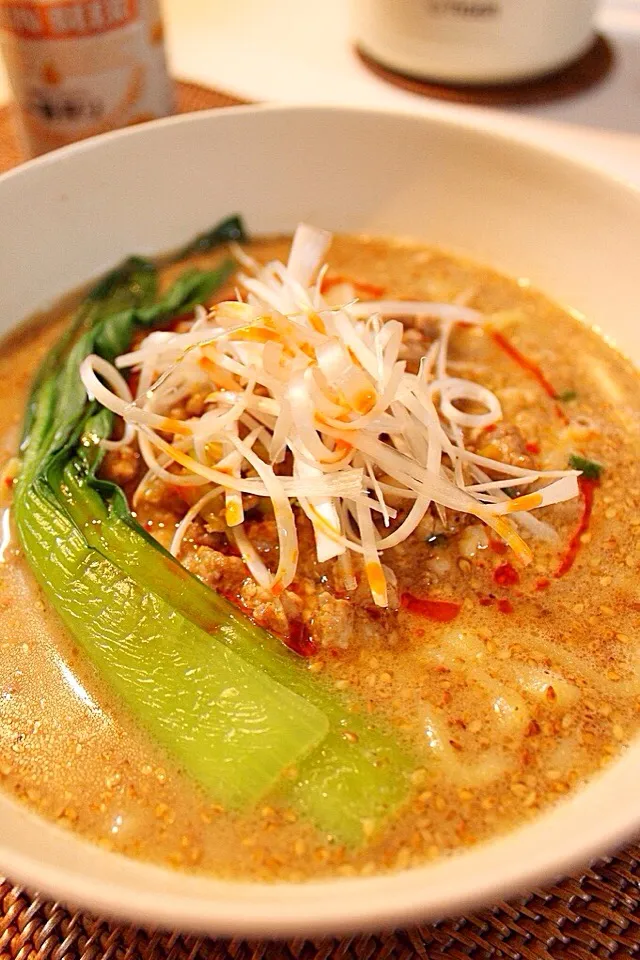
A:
[
  {"xmin": 1, "ymin": 79, "xmax": 640, "ymax": 959},
  {"xmin": 0, "ymin": 79, "xmax": 247, "ymax": 171}
]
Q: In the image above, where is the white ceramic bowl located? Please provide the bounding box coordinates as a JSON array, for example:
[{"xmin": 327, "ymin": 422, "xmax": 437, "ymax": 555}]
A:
[{"xmin": 1, "ymin": 104, "xmax": 639, "ymax": 938}]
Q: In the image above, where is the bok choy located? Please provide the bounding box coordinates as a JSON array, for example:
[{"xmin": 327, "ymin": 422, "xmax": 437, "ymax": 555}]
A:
[{"xmin": 14, "ymin": 217, "xmax": 414, "ymax": 843}]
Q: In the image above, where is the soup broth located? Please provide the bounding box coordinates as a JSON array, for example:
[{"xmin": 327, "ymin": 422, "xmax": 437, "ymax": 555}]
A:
[{"xmin": 1, "ymin": 233, "xmax": 639, "ymax": 881}]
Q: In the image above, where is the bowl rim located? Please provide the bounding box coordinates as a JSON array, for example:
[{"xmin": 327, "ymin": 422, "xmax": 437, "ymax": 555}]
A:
[{"xmin": 1, "ymin": 100, "xmax": 640, "ymax": 937}]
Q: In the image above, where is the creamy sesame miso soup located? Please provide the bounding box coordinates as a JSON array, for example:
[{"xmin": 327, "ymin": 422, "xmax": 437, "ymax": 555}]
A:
[{"xmin": 1, "ymin": 218, "xmax": 639, "ymax": 882}]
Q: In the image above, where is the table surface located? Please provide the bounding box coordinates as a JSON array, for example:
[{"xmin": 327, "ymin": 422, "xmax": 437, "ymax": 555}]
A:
[{"xmin": 1, "ymin": 0, "xmax": 640, "ymax": 187}]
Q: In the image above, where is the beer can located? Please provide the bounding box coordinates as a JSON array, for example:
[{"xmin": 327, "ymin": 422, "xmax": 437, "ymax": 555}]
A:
[{"xmin": 0, "ymin": 0, "xmax": 174, "ymax": 156}]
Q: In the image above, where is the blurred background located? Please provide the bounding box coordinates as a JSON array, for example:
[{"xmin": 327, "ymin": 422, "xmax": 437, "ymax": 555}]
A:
[
  {"xmin": 0, "ymin": 0, "xmax": 638, "ymax": 178},
  {"xmin": 155, "ymin": 0, "xmax": 640, "ymax": 135}
]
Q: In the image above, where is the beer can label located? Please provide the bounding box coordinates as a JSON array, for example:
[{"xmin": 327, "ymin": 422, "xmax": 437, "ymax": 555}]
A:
[{"xmin": 0, "ymin": 0, "xmax": 174, "ymax": 155}]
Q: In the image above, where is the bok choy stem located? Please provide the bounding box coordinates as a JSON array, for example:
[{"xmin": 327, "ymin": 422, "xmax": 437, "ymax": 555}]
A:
[{"xmin": 15, "ymin": 479, "xmax": 328, "ymax": 808}]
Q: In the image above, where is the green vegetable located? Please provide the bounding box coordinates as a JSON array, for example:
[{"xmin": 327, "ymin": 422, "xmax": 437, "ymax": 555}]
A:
[
  {"xmin": 19, "ymin": 256, "xmax": 156, "ymax": 488},
  {"xmin": 15, "ymin": 481, "xmax": 328, "ymax": 808},
  {"xmin": 554, "ymin": 390, "xmax": 577, "ymax": 402},
  {"xmin": 137, "ymin": 261, "xmax": 236, "ymax": 325},
  {"xmin": 15, "ymin": 217, "xmax": 414, "ymax": 843},
  {"xmin": 175, "ymin": 214, "xmax": 247, "ymax": 260},
  {"xmin": 568, "ymin": 454, "xmax": 603, "ymax": 480}
]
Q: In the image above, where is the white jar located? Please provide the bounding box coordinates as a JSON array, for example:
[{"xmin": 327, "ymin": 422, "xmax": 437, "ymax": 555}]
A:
[{"xmin": 351, "ymin": 0, "xmax": 600, "ymax": 86}]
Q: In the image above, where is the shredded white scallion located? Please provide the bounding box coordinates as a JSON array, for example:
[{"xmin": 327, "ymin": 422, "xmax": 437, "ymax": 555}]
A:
[{"xmin": 80, "ymin": 223, "xmax": 580, "ymax": 604}]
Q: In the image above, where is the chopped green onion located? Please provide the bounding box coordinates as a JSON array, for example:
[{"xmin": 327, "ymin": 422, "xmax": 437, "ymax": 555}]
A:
[
  {"xmin": 568, "ymin": 454, "xmax": 603, "ymax": 480},
  {"xmin": 554, "ymin": 390, "xmax": 577, "ymax": 402}
]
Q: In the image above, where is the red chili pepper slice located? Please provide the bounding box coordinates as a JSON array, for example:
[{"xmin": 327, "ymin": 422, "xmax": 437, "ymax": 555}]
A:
[
  {"xmin": 490, "ymin": 330, "xmax": 568, "ymax": 423},
  {"xmin": 493, "ymin": 562, "xmax": 520, "ymax": 587},
  {"xmin": 401, "ymin": 593, "xmax": 461, "ymax": 622},
  {"xmin": 555, "ymin": 476, "xmax": 598, "ymax": 577},
  {"xmin": 282, "ymin": 619, "xmax": 317, "ymax": 658}
]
